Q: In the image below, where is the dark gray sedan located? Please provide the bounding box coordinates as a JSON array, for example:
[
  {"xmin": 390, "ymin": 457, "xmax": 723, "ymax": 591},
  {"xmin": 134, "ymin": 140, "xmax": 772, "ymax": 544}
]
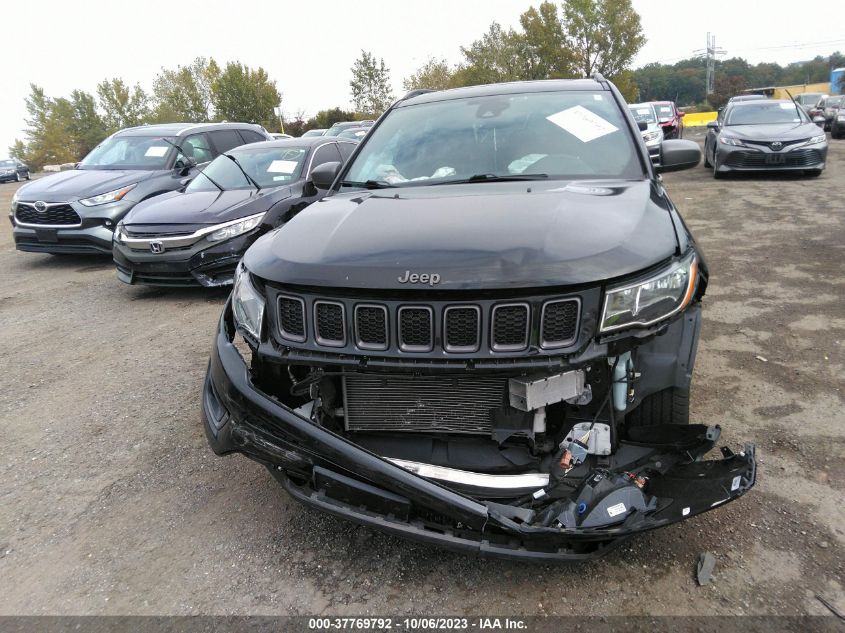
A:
[
  {"xmin": 113, "ymin": 137, "xmax": 357, "ymax": 287},
  {"xmin": 703, "ymin": 100, "xmax": 828, "ymax": 178},
  {"xmin": 0, "ymin": 159, "xmax": 30, "ymax": 183}
]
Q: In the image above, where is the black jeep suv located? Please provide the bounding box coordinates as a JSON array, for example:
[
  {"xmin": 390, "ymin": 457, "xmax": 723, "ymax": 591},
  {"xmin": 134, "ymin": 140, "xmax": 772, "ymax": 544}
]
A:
[
  {"xmin": 9, "ymin": 122, "xmax": 270, "ymax": 255},
  {"xmin": 202, "ymin": 78, "xmax": 756, "ymax": 561}
]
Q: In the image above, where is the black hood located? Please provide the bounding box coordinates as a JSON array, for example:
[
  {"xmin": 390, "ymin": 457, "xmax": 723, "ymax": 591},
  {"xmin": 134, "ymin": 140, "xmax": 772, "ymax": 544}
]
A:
[
  {"xmin": 122, "ymin": 187, "xmax": 291, "ymax": 233},
  {"xmin": 244, "ymin": 180, "xmax": 680, "ymax": 290},
  {"xmin": 14, "ymin": 169, "xmax": 157, "ymax": 202},
  {"xmin": 724, "ymin": 122, "xmax": 821, "ymax": 141}
]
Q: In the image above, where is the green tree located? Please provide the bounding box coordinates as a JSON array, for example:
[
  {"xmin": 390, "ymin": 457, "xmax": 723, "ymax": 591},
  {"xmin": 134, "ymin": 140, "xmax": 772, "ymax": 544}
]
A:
[
  {"xmin": 308, "ymin": 107, "xmax": 358, "ymax": 129},
  {"xmin": 153, "ymin": 57, "xmax": 220, "ymax": 122},
  {"xmin": 402, "ymin": 58, "xmax": 456, "ymax": 92},
  {"xmin": 453, "ymin": 23, "xmax": 526, "ymax": 86},
  {"xmin": 212, "ymin": 62, "xmax": 280, "ymax": 127},
  {"xmin": 562, "ymin": 0, "xmax": 646, "ymax": 79},
  {"xmin": 519, "ymin": 1, "xmax": 573, "ymax": 79},
  {"xmin": 8, "ymin": 139, "xmax": 27, "ymax": 163},
  {"xmin": 349, "ymin": 51, "xmax": 394, "ymax": 116},
  {"xmin": 67, "ymin": 90, "xmax": 108, "ymax": 157},
  {"xmin": 97, "ymin": 78, "xmax": 150, "ymax": 131}
]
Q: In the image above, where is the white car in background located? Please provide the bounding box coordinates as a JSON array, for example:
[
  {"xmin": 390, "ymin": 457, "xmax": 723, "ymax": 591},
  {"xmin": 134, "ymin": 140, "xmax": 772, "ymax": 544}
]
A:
[{"xmin": 629, "ymin": 102, "xmax": 663, "ymax": 165}]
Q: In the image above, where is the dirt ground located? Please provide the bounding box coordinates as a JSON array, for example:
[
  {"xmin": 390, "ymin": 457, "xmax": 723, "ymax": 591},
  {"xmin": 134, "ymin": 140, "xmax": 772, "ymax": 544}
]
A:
[{"xmin": 0, "ymin": 133, "xmax": 843, "ymax": 617}]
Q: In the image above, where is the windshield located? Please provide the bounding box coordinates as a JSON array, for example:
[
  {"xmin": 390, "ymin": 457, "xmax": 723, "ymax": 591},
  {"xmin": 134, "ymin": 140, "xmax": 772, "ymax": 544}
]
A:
[
  {"xmin": 654, "ymin": 105, "xmax": 675, "ymax": 119},
  {"xmin": 186, "ymin": 146, "xmax": 308, "ymax": 192},
  {"xmin": 726, "ymin": 102, "xmax": 807, "ymax": 126},
  {"xmin": 828, "ymin": 96, "xmax": 844, "ymax": 107},
  {"xmin": 79, "ymin": 136, "xmax": 174, "ymax": 170},
  {"xmin": 796, "ymin": 93, "xmax": 822, "ymax": 106},
  {"xmin": 0, "ymin": 160, "xmax": 16, "ymax": 168},
  {"xmin": 341, "ymin": 90, "xmax": 641, "ymax": 188},
  {"xmin": 629, "ymin": 105, "xmax": 656, "ymax": 124}
]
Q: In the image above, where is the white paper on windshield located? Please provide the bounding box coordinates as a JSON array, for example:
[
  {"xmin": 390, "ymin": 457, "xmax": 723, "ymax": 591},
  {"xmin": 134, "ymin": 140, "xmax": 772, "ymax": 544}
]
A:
[
  {"xmin": 547, "ymin": 106, "xmax": 618, "ymax": 143},
  {"xmin": 145, "ymin": 146, "xmax": 168, "ymax": 157},
  {"xmin": 637, "ymin": 108, "xmax": 651, "ymax": 115},
  {"xmin": 780, "ymin": 102, "xmax": 796, "ymax": 109},
  {"xmin": 267, "ymin": 160, "xmax": 299, "ymax": 174}
]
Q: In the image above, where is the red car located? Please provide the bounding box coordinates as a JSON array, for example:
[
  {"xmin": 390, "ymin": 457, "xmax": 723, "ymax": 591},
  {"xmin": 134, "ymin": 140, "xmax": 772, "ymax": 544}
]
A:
[{"xmin": 650, "ymin": 101, "xmax": 685, "ymax": 139}]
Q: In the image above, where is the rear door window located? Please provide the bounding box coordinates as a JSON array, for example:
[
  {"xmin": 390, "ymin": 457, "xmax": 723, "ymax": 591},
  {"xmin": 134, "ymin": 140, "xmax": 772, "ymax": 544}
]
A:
[
  {"xmin": 309, "ymin": 143, "xmax": 342, "ymax": 174},
  {"xmin": 209, "ymin": 130, "xmax": 246, "ymax": 154},
  {"xmin": 177, "ymin": 133, "xmax": 214, "ymax": 165},
  {"xmin": 239, "ymin": 129, "xmax": 268, "ymax": 145}
]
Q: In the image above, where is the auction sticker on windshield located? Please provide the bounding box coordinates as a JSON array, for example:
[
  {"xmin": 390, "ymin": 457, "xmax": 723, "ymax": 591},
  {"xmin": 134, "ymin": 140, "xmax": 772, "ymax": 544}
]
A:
[
  {"xmin": 267, "ymin": 160, "xmax": 299, "ymax": 174},
  {"xmin": 546, "ymin": 105, "xmax": 618, "ymax": 143},
  {"xmin": 145, "ymin": 146, "xmax": 168, "ymax": 157}
]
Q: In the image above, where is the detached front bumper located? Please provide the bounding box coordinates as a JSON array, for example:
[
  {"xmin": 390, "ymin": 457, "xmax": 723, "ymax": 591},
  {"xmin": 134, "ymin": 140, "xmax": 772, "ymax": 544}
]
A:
[{"xmin": 203, "ymin": 303, "xmax": 757, "ymax": 561}]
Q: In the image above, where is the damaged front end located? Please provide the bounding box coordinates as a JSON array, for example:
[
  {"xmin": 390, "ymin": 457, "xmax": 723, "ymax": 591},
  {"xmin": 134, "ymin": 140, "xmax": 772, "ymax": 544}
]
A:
[{"xmin": 202, "ymin": 266, "xmax": 756, "ymax": 561}]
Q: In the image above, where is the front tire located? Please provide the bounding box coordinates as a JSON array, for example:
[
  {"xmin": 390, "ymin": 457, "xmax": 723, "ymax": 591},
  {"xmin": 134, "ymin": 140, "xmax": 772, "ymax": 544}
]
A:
[
  {"xmin": 15, "ymin": 172, "xmax": 21, "ymax": 182},
  {"xmin": 24, "ymin": 171, "xmax": 31, "ymax": 180},
  {"xmin": 703, "ymin": 143, "xmax": 712, "ymax": 168},
  {"xmin": 626, "ymin": 387, "xmax": 690, "ymax": 427}
]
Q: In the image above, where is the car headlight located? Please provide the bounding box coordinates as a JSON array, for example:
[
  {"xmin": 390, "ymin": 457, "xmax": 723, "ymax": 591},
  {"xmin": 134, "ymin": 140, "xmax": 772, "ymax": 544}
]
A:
[
  {"xmin": 232, "ymin": 262, "xmax": 265, "ymax": 342},
  {"xmin": 600, "ymin": 254, "xmax": 698, "ymax": 333},
  {"xmin": 719, "ymin": 136, "xmax": 745, "ymax": 147},
  {"xmin": 114, "ymin": 223, "xmax": 126, "ymax": 244},
  {"xmin": 643, "ymin": 130, "xmax": 661, "ymax": 142},
  {"xmin": 208, "ymin": 212, "xmax": 264, "ymax": 243},
  {"xmin": 79, "ymin": 184, "xmax": 137, "ymax": 207},
  {"xmin": 806, "ymin": 134, "xmax": 826, "ymax": 145}
]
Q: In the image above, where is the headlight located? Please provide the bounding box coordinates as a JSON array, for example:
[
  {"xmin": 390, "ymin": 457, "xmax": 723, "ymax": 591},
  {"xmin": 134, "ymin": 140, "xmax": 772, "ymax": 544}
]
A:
[
  {"xmin": 79, "ymin": 184, "xmax": 136, "ymax": 207},
  {"xmin": 208, "ymin": 212, "xmax": 264, "ymax": 243},
  {"xmin": 600, "ymin": 254, "xmax": 698, "ymax": 333},
  {"xmin": 719, "ymin": 136, "xmax": 745, "ymax": 146},
  {"xmin": 114, "ymin": 223, "xmax": 126, "ymax": 244},
  {"xmin": 838, "ymin": 114, "xmax": 845, "ymax": 121},
  {"xmin": 642, "ymin": 130, "xmax": 661, "ymax": 142},
  {"xmin": 807, "ymin": 134, "xmax": 826, "ymax": 145},
  {"xmin": 232, "ymin": 262, "xmax": 265, "ymax": 341}
]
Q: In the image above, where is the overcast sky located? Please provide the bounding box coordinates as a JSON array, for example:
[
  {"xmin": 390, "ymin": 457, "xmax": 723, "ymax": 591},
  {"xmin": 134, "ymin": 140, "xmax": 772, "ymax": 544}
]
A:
[{"xmin": 1, "ymin": 0, "xmax": 843, "ymax": 157}]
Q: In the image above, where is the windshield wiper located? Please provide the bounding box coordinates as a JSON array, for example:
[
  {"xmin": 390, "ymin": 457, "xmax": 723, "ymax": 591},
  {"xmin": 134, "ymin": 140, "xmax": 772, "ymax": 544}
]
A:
[
  {"xmin": 224, "ymin": 153, "xmax": 261, "ymax": 191},
  {"xmin": 439, "ymin": 173, "xmax": 549, "ymax": 185},
  {"xmin": 339, "ymin": 179, "xmax": 396, "ymax": 189}
]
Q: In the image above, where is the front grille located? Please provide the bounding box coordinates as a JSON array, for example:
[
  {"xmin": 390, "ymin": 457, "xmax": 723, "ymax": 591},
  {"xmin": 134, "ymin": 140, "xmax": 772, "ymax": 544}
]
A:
[
  {"xmin": 16, "ymin": 203, "xmax": 81, "ymax": 226},
  {"xmin": 355, "ymin": 305, "xmax": 388, "ymax": 350},
  {"xmin": 314, "ymin": 301, "xmax": 345, "ymax": 346},
  {"xmin": 491, "ymin": 304, "xmax": 529, "ymax": 351},
  {"xmin": 725, "ymin": 149, "xmax": 823, "ymax": 168},
  {"xmin": 541, "ymin": 299, "xmax": 579, "ymax": 348},
  {"xmin": 444, "ymin": 306, "xmax": 480, "ymax": 352},
  {"xmin": 399, "ymin": 307, "xmax": 433, "ymax": 351},
  {"xmin": 343, "ymin": 373, "xmax": 507, "ymax": 434},
  {"xmin": 279, "ymin": 296, "xmax": 306, "ymax": 341},
  {"xmin": 271, "ymin": 293, "xmax": 583, "ymax": 356}
]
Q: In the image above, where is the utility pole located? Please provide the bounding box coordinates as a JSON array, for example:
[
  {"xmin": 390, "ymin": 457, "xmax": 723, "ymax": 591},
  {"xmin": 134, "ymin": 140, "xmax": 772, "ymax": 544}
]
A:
[{"xmin": 705, "ymin": 33, "xmax": 726, "ymax": 96}]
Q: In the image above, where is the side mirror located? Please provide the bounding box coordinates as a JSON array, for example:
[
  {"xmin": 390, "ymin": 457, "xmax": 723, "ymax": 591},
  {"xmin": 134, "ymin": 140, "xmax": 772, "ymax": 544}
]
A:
[
  {"xmin": 637, "ymin": 120, "xmax": 648, "ymax": 131},
  {"xmin": 678, "ymin": 111, "xmax": 686, "ymax": 117},
  {"xmin": 706, "ymin": 121, "xmax": 720, "ymax": 130},
  {"xmin": 813, "ymin": 116, "xmax": 825, "ymax": 127},
  {"xmin": 310, "ymin": 161, "xmax": 342, "ymax": 190},
  {"xmin": 657, "ymin": 139, "xmax": 701, "ymax": 173}
]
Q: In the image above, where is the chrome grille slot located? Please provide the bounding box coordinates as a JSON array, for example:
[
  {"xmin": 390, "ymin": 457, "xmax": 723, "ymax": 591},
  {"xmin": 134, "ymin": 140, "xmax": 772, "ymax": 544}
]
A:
[
  {"xmin": 278, "ymin": 296, "xmax": 306, "ymax": 342},
  {"xmin": 398, "ymin": 306, "xmax": 433, "ymax": 352},
  {"xmin": 314, "ymin": 301, "xmax": 345, "ymax": 346},
  {"xmin": 355, "ymin": 304, "xmax": 388, "ymax": 350},
  {"xmin": 343, "ymin": 373, "xmax": 507, "ymax": 434},
  {"xmin": 491, "ymin": 303, "xmax": 529, "ymax": 351},
  {"xmin": 444, "ymin": 306, "xmax": 480, "ymax": 352},
  {"xmin": 541, "ymin": 299, "xmax": 579, "ymax": 348}
]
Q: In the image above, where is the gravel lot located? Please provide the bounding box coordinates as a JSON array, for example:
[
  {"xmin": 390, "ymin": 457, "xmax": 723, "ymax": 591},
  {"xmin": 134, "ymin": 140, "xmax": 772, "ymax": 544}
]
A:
[{"xmin": 0, "ymin": 135, "xmax": 843, "ymax": 617}]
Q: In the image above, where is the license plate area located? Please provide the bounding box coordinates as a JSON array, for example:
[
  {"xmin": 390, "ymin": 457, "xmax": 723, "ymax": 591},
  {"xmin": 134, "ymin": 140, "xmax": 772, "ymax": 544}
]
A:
[
  {"xmin": 34, "ymin": 228, "xmax": 58, "ymax": 242},
  {"xmin": 765, "ymin": 153, "xmax": 786, "ymax": 165}
]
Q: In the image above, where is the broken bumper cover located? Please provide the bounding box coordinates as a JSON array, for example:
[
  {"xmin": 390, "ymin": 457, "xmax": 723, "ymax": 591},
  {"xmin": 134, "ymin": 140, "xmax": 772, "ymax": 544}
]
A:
[{"xmin": 203, "ymin": 304, "xmax": 757, "ymax": 561}]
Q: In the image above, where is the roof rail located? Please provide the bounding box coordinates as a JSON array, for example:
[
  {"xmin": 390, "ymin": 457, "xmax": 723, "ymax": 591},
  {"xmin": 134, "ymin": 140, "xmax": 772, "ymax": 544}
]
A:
[{"xmin": 401, "ymin": 89, "xmax": 435, "ymax": 101}]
